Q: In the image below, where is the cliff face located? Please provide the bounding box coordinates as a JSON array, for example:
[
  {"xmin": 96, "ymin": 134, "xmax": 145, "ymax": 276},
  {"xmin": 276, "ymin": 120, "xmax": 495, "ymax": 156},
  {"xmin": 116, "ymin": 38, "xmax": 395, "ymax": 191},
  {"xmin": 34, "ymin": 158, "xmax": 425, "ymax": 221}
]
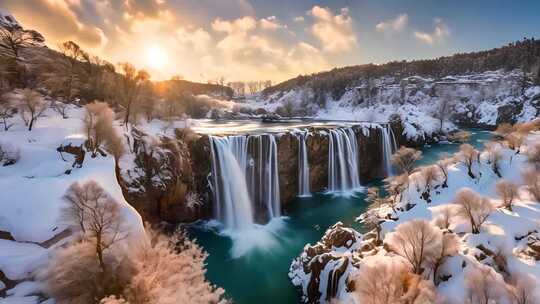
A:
[{"xmin": 118, "ymin": 122, "xmax": 404, "ymax": 224}]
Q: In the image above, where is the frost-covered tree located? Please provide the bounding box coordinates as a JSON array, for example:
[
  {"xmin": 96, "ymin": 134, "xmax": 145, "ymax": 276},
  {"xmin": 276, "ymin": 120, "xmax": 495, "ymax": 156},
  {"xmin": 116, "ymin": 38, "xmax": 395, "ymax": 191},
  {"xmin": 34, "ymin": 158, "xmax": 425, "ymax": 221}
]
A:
[
  {"xmin": 465, "ymin": 264, "xmax": 509, "ymax": 304},
  {"xmin": 352, "ymin": 260, "xmax": 437, "ymax": 304},
  {"xmin": 436, "ymin": 154, "xmax": 454, "ymax": 188},
  {"xmin": 506, "ymin": 273, "xmax": 538, "ymax": 304},
  {"xmin": 432, "ymin": 205, "xmax": 455, "ymax": 231},
  {"xmin": 418, "ymin": 165, "xmax": 441, "ymax": 202},
  {"xmin": 505, "ymin": 132, "xmax": 525, "ymax": 154},
  {"xmin": 61, "ymin": 180, "xmax": 125, "ymax": 273},
  {"xmin": 84, "ymin": 101, "xmax": 124, "ymax": 159},
  {"xmin": 8, "ymin": 89, "xmax": 48, "ymax": 131},
  {"xmin": 522, "ymin": 169, "xmax": 540, "ymax": 202},
  {"xmin": 384, "ymin": 173, "xmax": 409, "ymax": 211},
  {"xmin": 385, "ymin": 219, "xmax": 443, "ymax": 275},
  {"xmin": 484, "ymin": 141, "xmax": 503, "ymax": 177},
  {"xmin": 494, "ymin": 123, "xmax": 514, "ymax": 139},
  {"xmin": 458, "ymin": 144, "xmax": 479, "ymax": 179},
  {"xmin": 116, "ymin": 62, "xmax": 150, "ymax": 126},
  {"xmin": 0, "ymin": 93, "xmax": 15, "ymax": 131},
  {"xmin": 454, "ymin": 188, "xmax": 493, "ymax": 234},
  {"xmin": 527, "ymin": 142, "xmax": 540, "ymax": 169},
  {"xmin": 121, "ymin": 226, "xmax": 225, "ymax": 304},
  {"xmin": 430, "ymin": 233, "xmax": 459, "ymax": 286},
  {"xmin": 496, "ymin": 180, "xmax": 519, "ymax": 211},
  {"xmin": 391, "ymin": 147, "xmax": 422, "ymax": 174}
]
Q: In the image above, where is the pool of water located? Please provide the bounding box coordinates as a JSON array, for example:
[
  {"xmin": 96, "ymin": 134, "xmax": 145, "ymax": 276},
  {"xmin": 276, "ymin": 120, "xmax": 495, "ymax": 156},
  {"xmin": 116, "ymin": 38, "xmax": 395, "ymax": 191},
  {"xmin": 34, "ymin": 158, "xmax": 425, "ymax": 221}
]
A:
[{"xmin": 187, "ymin": 128, "xmax": 493, "ymax": 304}]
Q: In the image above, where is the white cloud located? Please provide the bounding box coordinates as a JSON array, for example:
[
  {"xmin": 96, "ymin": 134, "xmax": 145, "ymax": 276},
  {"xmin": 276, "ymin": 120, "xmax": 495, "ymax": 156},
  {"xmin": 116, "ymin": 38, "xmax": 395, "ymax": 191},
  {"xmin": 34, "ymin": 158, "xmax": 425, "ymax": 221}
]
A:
[
  {"xmin": 293, "ymin": 16, "xmax": 305, "ymax": 22},
  {"xmin": 260, "ymin": 16, "xmax": 285, "ymax": 30},
  {"xmin": 308, "ymin": 6, "xmax": 357, "ymax": 53},
  {"xmin": 414, "ymin": 18, "xmax": 450, "ymax": 45},
  {"xmin": 211, "ymin": 16, "xmax": 256, "ymax": 33},
  {"xmin": 375, "ymin": 13, "xmax": 408, "ymax": 32}
]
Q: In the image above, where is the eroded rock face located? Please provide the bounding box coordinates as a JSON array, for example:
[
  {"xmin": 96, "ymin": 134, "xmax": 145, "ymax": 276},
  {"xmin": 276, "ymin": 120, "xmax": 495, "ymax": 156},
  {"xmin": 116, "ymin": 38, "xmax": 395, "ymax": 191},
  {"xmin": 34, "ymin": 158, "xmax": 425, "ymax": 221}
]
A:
[
  {"xmin": 277, "ymin": 133, "xmax": 299, "ymax": 207},
  {"xmin": 307, "ymin": 130, "xmax": 329, "ymax": 193},
  {"xmin": 289, "ymin": 222, "xmax": 363, "ymax": 303},
  {"xmin": 118, "ymin": 128, "xmax": 211, "ymax": 223}
]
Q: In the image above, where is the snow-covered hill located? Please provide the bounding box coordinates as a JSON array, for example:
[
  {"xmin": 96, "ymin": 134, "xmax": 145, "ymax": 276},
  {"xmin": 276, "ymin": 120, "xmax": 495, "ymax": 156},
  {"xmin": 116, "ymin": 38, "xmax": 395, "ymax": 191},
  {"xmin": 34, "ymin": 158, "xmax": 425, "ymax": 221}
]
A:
[{"xmin": 247, "ymin": 70, "xmax": 540, "ymax": 142}]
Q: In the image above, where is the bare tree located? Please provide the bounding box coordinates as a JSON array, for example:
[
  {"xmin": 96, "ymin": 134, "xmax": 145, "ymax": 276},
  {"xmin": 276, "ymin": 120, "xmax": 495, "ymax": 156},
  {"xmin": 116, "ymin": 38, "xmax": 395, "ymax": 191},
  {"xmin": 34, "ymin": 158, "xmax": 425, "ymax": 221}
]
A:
[
  {"xmin": 496, "ymin": 180, "xmax": 520, "ymax": 211},
  {"xmin": 116, "ymin": 62, "xmax": 150, "ymax": 126},
  {"xmin": 436, "ymin": 154, "xmax": 454, "ymax": 188},
  {"xmin": 434, "ymin": 92, "xmax": 453, "ymax": 132},
  {"xmin": 494, "ymin": 123, "xmax": 514, "ymax": 139},
  {"xmin": 384, "ymin": 173, "xmax": 409, "ymax": 212},
  {"xmin": 527, "ymin": 142, "xmax": 540, "ymax": 169},
  {"xmin": 506, "ymin": 273, "xmax": 538, "ymax": 304},
  {"xmin": 352, "ymin": 260, "xmax": 437, "ymax": 304},
  {"xmin": 448, "ymin": 130, "xmax": 471, "ymax": 143},
  {"xmin": 522, "ymin": 169, "xmax": 540, "ymax": 202},
  {"xmin": 9, "ymin": 89, "xmax": 48, "ymax": 131},
  {"xmin": 484, "ymin": 141, "xmax": 503, "ymax": 177},
  {"xmin": 61, "ymin": 180, "xmax": 125, "ymax": 273},
  {"xmin": 430, "ymin": 233, "xmax": 459, "ymax": 286},
  {"xmin": 391, "ymin": 147, "xmax": 423, "ymax": 175},
  {"xmin": 454, "ymin": 188, "xmax": 493, "ymax": 234},
  {"xmin": 0, "ymin": 93, "xmax": 15, "ymax": 130},
  {"xmin": 385, "ymin": 219, "xmax": 443, "ymax": 275},
  {"xmin": 0, "ymin": 27, "xmax": 44, "ymax": 61},
  {"xmin": 432, "ymin": 205, "xmax": 455, "ymax": 231},
  {"xmin": 418, "ymin": 165, "xmax": 441, "ymax": 202},
  {"xmin": 465, "ymin": 264, "xmax": 509, "ymax": 304},
  {"xmin": 458, "ymin": 144, "xmax": 479, "ymax": 179},
  {"xmin": 505, "ymin": 132, "xmax": 525, "ymax": 154}
]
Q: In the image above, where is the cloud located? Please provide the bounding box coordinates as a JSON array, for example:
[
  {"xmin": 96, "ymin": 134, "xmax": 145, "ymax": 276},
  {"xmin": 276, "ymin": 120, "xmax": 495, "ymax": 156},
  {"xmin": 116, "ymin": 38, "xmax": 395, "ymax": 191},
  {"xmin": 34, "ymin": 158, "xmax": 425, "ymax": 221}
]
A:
[
  {"xmin": 3, "ymin": 0, "xmax": 106, "ymax": 49},
  {"xmin": 212, "ymin": 16, "xmax": 256, "ymax": 33},
  {"xmin": 414, "ymin": 18, "xmax": 450, "ymax": 45},
  {"xmin": 260, "ymin": 16, "xmax": 285, "ymax": 30},
  {"xmin": 308, "ymin": 6, "xmax": 357, "ymax": 53},
  {"xmin": 375, "ymin": 13, "xmax": 408, "ymax": 32},
  {"xmin": 293, "ymin": 16, "xmax": 305, "ymax": 23}
]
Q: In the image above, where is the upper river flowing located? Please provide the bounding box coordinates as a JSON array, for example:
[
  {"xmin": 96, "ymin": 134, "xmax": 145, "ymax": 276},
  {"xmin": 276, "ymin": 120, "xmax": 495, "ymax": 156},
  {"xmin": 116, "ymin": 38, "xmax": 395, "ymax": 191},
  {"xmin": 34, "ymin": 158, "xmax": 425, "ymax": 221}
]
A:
[{"xmin": 186, "ymin": 128, "xmax": 493, "ymax": 304}]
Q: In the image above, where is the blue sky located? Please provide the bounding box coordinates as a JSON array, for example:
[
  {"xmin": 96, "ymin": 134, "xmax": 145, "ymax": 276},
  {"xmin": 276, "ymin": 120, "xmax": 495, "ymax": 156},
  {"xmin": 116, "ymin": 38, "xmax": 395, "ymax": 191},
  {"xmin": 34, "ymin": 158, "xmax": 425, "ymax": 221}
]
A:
[{"xmin": 3, "ymin": 0, "xmax": 540, "ymax": 82}]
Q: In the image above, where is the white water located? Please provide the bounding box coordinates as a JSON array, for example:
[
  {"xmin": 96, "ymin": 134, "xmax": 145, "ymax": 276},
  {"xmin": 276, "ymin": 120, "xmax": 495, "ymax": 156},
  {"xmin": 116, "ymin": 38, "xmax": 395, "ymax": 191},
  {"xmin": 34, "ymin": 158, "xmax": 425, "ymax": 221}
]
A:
[
  {"xmin": 297, "ymin": 131, "xmax": 311, "ymax": 197},
  {"xmin": 381, "ymin": 125, "xmax": 398, "ymax": 177},
  {"xmin": 210, "ymin": 134, "xmax": 281, "ymax": 230},
  {"xmin": 210, "ymin": 136, "xmax": 254, "ymax": 230},
  {"xmin": 328, "ymin": 128, "xmax": 361, "ymax": 192}
]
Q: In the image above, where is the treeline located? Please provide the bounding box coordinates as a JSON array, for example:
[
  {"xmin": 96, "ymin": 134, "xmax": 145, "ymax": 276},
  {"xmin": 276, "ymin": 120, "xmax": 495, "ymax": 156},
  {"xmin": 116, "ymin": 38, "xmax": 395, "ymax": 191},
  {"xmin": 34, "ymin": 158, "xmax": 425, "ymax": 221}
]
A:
[
  {"xmin": 0, "ymin": 24, "xmax": 233, "ymax": 122},
  {"xmin": 264, "ymin": 38, "xmax": 540, "ymax": 103}
]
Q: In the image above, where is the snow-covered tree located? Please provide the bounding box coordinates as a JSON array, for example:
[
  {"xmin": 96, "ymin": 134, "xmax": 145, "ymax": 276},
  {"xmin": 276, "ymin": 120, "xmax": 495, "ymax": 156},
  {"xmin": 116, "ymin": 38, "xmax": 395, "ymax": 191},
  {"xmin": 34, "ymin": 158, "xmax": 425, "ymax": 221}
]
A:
[
  {"xmin": 496, "ymin": 180, "xmax": 519, "ymax": 211},
  {"xmin": 506, "ymin": 273, "xmax": 538, "ymax": 304},
  {"xmin": 522, "ymin": 169, "xmax": 540, "ymax": 202},
  {"xmin": 454, "ymin": 188, "xmax": 493, "ymax": 234},
  {"xmin": 435, "ymin": 154, "xmax": 454, "ymax": 188},
  {"xmin": 505, "ymin": 132, "xmax": 525, "ymax": 154},
  {"xmin": 418, "ymin": 165, "xmax": 441, "ymax": 202},
  {"xmin": 465, "ymin": 264, "xmax": 509, "ymax": 304},
  {"xmin": 391, "ymin": 147, "xmax": 423, "ymax": 174},
  {"xmin": 385, "ymin": 219, "xmax": 443, "ymax": 275},
  {"xmin": 484, "ymin": 141, "xmax": 503, "ymax": 177},
  {"xmin": 527, "ymin": 142, "xmax": 540, "ymax": 169},
  {"xmin": 8, "ymin": 89, "xmax": 47, "ymax": 131},
  {"xmin": 458, "ymin": 144, "xmax": 479, "ymax": 179},
  {"xmin": 83, "ymin": 101, "xmax": 124, "ymax": 159}
]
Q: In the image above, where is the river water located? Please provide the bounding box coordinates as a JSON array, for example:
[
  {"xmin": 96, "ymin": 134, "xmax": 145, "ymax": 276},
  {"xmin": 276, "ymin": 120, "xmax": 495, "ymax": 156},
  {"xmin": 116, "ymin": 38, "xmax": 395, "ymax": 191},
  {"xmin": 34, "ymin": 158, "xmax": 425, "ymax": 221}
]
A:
[{"xmin": 187, "ymin": 128, "xmax": 492, "ymax": 304}]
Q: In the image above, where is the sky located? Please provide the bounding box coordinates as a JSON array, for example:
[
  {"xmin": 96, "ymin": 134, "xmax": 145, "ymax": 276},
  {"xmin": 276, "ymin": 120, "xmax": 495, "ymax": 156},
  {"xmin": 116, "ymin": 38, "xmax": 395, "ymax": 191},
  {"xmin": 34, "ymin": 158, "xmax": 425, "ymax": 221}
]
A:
[{"xmin": 3, "ymin": 0, "xmax": 540, "ymax": 83}]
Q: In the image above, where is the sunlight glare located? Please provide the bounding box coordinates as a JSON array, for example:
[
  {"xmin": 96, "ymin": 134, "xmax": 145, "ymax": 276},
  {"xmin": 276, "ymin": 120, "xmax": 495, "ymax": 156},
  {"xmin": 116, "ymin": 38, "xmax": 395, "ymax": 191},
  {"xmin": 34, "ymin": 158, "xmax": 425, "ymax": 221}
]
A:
[{"xmin": 146, "ymin": 45, "xmax": 168, "ymax": 70}]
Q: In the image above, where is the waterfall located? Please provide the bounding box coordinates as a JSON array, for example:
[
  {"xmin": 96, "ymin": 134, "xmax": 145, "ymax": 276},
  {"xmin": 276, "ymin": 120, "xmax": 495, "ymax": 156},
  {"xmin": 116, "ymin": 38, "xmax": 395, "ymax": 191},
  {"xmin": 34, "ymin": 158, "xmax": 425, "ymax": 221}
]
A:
[
  {"xmin": 381, "ymin": 125, "xmax": 398, "ymax": 177},
  {"xmin": 328, "ymin": 128, "xmax": 361, "ymax": 192},
  {"xmin": 209, "ymin": 134, "xmax": 281, "ymax": 229},
  {"xmin": 210, "ymin": 136, "xmax": 254, "ymax": 230},
  {"xmin": 297, "ymin": 131, "xmax": 310, "ymax": 197}
]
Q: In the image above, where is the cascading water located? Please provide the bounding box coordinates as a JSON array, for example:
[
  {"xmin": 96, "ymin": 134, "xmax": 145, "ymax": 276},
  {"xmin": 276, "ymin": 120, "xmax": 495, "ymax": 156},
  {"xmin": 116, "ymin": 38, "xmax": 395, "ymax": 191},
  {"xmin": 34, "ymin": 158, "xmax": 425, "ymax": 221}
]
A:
[
  {"xmin": 209, "ymin": 136, "xmax": 254, "ymax": 230},
  {"xmin": 297, "ymin": 131, "xmax": 310, "ymax": 197},
  {"xmin": 381, "ymin": 125, "xmax": 398, "ymax": 177},
  {"xmin": 328, "ymin": 128, "xmax": 361, "ymax": 192},
  {"xmin": 210, "ymin": 134, "xmax": 281, "ymax": 230}
]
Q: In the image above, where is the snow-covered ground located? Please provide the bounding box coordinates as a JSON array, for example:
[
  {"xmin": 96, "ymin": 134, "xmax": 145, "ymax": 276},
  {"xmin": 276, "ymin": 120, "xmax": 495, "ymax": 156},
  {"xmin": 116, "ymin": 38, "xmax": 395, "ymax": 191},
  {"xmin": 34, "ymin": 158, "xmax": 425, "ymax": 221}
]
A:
[
  {"xmin": 247, "ymin": 69, "xmax": 540, "ymax": 141},
  {"xmin": 0, "ymin": 105, "xmax": 144, "ymax": 303},
  {"xmin": 289, "ymin": 130, "xmax": 540, "ymax": 303}
]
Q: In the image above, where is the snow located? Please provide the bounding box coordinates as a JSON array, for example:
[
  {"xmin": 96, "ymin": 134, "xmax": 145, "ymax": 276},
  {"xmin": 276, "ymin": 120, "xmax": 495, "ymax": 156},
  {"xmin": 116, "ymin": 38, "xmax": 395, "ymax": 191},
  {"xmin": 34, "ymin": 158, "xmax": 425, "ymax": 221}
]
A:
[
  {"xmin": 290, "ymin": 130, "xmax": 540, "ymax": 303},
  {"xmin": 0, "ymin": 105, "xmax": 145, "ymax": 300}
]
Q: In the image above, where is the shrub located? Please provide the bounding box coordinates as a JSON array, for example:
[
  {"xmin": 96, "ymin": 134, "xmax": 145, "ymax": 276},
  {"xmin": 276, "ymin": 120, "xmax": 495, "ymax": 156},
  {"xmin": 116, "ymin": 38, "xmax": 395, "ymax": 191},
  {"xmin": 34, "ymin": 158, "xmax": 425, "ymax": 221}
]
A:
[
  {"xmin": 385, "ymin": 219, "xmax": 443, "ymax": 275},
  {"xmin": 448, "ymin": 130, "xmax": 471, "ymax": 143},
  {"xmin": 465, "ymin": 264, "xmax": 509, "ymax": 304},
  {"xmin": 527, "ymin": 142, "xmax": 540, "ymax": 169},
  {"xmin": 484, "ymin": 141, "xmax": 503, "ymax": 177},
  {"xmin": 418, "ymin": 165, "xmax": 441, "ymax": 202},
  {"xmin": 496, "ymin": 180, "xmax": 520, "ymax": 211},
  {"xmin": 494, "ymin": 123, "xmax": 514, "ymax": 139},
  {"xmin": 351, "ymin": 260, "xmax": 437, "ymax": 304},
  {"xmin": 454, "ymin": 188, "xmax": 493, "ymax": 234},
  {"xmin": 505, "ymin": 132, "xmax": 524, "ymax": 154},
  {"xmin": 10, "ymin": 89, "xmax": 48, "ymax": 131},
  {"xmin": 522, "ymin": 169, "xmax": 540, "ymax": 202},
  {"xmin": 84, "ymin": 101, "xmax": 124, "ymax": 159},
  {"xmin": 430, "ymin": 233, "xmax": 460, "ymax": 286},
  {"xmin": 435, "ymin": 154, "xmax": 454, "ymax": 188},
  {"xmin": 0, "ymin": 141, "xmax": 20, "ymax": 166},
  {"xmin": 391, "ymin": 147, "xmax": 422, "ymax": 174},
  {"xmin": 506, "ymin": 273, "xmax": 538, "ymax": 304}
]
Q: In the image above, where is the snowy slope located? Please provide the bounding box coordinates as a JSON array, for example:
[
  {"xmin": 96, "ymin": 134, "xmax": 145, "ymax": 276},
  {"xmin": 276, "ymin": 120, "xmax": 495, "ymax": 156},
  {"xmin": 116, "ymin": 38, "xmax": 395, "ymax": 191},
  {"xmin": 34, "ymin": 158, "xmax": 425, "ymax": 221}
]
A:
[
  {"xmin": 289, "ymin": 131, "xmax": 540, "ymax": 303},
  {"xmin": 0, "ymin": 105, "xmax": 144, "ymax": 302}
]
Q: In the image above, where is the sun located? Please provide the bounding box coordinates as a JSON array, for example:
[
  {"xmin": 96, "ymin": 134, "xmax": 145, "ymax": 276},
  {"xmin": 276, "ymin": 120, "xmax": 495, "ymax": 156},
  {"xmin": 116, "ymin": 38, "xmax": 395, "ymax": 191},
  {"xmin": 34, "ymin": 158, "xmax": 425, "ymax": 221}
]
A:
[{"xmin": 145, "ymin": 45, "xmax": 168, "ymax": 70}]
